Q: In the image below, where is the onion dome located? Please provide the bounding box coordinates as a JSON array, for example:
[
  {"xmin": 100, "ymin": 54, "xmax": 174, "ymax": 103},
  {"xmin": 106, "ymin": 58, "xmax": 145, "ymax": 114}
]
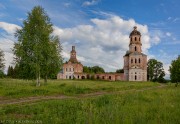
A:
[{"xmin": 129, "ymin": 26, "xmax": 141, "ymax": 37}]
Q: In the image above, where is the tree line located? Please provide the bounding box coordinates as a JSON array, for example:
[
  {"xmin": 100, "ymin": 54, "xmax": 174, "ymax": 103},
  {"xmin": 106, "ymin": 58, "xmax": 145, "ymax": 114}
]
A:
[{"xmin": 83, "ymin": 66, "xmax": 105, "ymax": 74}]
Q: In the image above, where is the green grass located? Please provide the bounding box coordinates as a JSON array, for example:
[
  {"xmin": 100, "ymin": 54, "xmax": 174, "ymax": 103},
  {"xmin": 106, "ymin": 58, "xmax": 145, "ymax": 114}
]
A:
[
  {"xmin": 0, "ymin": 79, "xmax": 179, "ymax": 124},
  {"xmin": 0, "ymin": 78, "xmax": 159, "ymax": 98}
]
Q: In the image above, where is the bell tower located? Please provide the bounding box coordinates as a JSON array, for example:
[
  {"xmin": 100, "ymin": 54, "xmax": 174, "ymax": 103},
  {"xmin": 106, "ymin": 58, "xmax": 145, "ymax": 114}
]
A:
[
  {"xmin": 129, "ymin": 26, "xmax": 142, "ymax": 53},
  {"xmin": 123, "ymin": 26, "xmax": 147, "ymax": 81},
  {"xmin": 69, "ymin": 46, "xmax": 78, "ymax": 63}
]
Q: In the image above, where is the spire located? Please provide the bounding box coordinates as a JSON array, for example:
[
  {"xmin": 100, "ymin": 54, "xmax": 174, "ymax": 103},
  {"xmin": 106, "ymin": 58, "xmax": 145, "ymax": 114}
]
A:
[
  {"xmin": 72, "ymin": 46, "xmax": 75, "ymax": 51},
  {"xmin": 69, "ymin": 46, "xmax": 78, "ymax": 63}
]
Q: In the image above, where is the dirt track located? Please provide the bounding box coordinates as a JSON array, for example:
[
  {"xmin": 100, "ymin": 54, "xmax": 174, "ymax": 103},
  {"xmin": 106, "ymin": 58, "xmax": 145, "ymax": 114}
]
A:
[{"xmin": 0, "ymin": 84, "xmax": 167, "ymax": 106}]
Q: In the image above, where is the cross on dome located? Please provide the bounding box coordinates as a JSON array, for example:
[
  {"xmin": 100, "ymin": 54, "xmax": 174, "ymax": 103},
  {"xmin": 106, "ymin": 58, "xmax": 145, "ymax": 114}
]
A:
[{"xmin": 134, "ymin": 26, "xmax": 137, "ymax": 30}]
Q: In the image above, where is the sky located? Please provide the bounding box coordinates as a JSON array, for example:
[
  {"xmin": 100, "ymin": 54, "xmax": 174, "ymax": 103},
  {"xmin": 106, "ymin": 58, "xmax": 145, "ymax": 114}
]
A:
[{"xmin": 0, "ymin": 0, "xmax": 180, "ymax": 79}]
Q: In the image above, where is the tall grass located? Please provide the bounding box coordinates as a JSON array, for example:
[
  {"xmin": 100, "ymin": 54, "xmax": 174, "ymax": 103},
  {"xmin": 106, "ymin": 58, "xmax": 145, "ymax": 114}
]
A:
[
  {"xmin": 0, "ymin": 85, "xmax": 179, "ymax": 124},
  {"xmin": 0, "ymin": 79, "xmax": 159, "ymax": 98}
]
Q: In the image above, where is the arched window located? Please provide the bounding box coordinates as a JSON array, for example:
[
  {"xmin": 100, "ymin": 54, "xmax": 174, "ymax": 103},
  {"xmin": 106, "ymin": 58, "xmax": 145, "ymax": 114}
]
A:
[
  {"xmin": 135, "ymin": 37, "xmax": 137, "ymax": 41},
  {"xmin": 131, "ymin": 59, "xmax": 133, "ymax": 63},
  {"xmin": 135, "ymin": 46, "xmax": 137, "ymax": 51},
  {"xmin": 135, "ymin": 75, "xmax": 137, "ymax": 80},
  {"xmin": 135, "ymin": 58, "xmax": 137, "ymax": 63},
  {"xmin": 139, "ymin": 58, "xmax": 141, "ymax": 63}
]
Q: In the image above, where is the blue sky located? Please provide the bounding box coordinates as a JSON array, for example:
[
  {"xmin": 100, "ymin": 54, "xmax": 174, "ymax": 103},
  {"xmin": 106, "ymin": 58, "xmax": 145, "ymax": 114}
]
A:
[{"xmin": 0, "ymin": 0, "xmax": 180, "ymax": 78}]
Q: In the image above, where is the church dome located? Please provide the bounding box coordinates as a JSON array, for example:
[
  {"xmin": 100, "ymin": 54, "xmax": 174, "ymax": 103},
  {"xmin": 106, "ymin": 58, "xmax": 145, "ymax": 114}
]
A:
[{"xmin": 129, "ymin": 26, "xmax": 141, "ymax": 37}]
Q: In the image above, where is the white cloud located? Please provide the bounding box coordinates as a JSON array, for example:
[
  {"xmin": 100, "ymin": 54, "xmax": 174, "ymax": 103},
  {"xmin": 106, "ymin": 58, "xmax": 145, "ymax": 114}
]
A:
[
  {"xmin": 167, "ymin": 17, "xmax": 172, "ymax": 20},
  {"xmin": 0, "ymin": 22, "xmax": 21, "ymax": 34},
  {"xmin": 91, "ymin": 10, "xmax": 115, "ymax": 18},
  {"xmin": 82, "ymin": 0, "xmax": 100, "ymax": 6},
  {"xmin": 0, "ymin": 22, "xmax": 21, "ymax": 73},
  {"xmin": 166, "ymin": 32, "xmax": 171, "ymax": 37},
  {"xmin": 0, "ymin": 37, "xmax": 15, "ymax": 73},
  {"xmin": 173, "ymin": 18, "xmax": 180, "ymax": 23},
  {"xmin": 149, "ymin": 30, "xmax": 163, "ymax": 45},
  {"xmin": 0, "ymin": 16, "xmax": 162, "ymax": 74},
  {"xmin": 53, "ymin": 15, "xmax": 161, "ymax": 72},
  {"xmin": 63, "ymin": 2, "xmax": 71, "ymax": 7}
]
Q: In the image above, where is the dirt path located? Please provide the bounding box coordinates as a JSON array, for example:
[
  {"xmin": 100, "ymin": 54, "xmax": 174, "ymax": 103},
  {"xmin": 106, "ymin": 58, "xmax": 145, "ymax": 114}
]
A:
[{"xmin": 0, "ymin": 84, "xmax": 167, "ymax": 106}]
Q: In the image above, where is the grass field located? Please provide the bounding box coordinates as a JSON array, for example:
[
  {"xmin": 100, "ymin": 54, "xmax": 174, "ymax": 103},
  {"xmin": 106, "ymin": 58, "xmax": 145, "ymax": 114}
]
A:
[{"xmin": 0, "ymin": 79, "xmax": 179, "ymax": 124}]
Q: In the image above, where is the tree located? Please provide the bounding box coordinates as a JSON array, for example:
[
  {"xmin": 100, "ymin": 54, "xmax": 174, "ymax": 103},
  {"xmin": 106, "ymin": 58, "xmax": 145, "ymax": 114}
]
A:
[
  {"xmin": 83, "ymin": 66, "xmax": 105, "ymax": 74},
  {"xmin": 92, "ymin": 66, "xmax": 105, "ymax": 73},
  {"xmin": 7, "ymin": 66, "xmax": 14, "ymax": 77},
  {"xmin": 41, "ymin": 36, "xmax": 63, "ymax": 82},
  {"xmin": 169, "ymin": 56, "xmax": 180, "ymax": 86},
  {"xmin": 116, "ymin": 69, "xmax": 124, "ymax": 73},
  {"xmin": 147, "ymin": 59, "xmax": 165, "ymax": 82},
  {"xmin": 13, "ymin": 6, "xmax": 62, "ymax": 86},
  {"xmin": 13, "ymin": 64, "xmax": 19, "ymax": 78},
  {"xmin": 0, "ymin": 49, "xmax": 5, "ymax": 78}
]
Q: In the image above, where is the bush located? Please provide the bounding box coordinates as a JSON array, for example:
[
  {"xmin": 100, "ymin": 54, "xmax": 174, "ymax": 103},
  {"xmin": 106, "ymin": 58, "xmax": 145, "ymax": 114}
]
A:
[
  {"xmin": 91, "ymin": 75, "xmax": 95, "ymax": 80},
  {"xmin": 158, "ymin": 78, "xmax": 167, "ymax": 83},
  {"xmin": 0, "ymin": 70, "xmax": 5, "ymax": 78}
]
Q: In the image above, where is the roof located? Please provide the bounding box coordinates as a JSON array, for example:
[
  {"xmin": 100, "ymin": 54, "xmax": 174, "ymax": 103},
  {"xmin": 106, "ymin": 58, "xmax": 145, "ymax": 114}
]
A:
[
  {"xmin": 124, "ymin": 51, "xmax": 147, "ymax": 57},
  {"xmin": 130, "ymin": 52, "xmax": 146, "ymax": 56},
  {"xmin": 124, "ymin": 51, "xmax": 130, "ymax": 57},
  {"xmin": 129, "ymin": 26, "xmax": 141, "ymax": 37}
]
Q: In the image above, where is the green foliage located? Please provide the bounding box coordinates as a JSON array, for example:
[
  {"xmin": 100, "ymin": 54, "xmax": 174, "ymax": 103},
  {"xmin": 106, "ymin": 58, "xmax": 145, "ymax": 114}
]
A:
[
  {"xmin": 147, "ymin": 59, "xmax": 165, "ymax": 82},
  {"xmin": 169, "ymin": 56, "xmax": 180, "ymax": 84},
  {"xmin": 83, "ymin": 66, "xmax": 105, "ymax": 74},
  {"xmin": 116, "ymin": 68, "xmax": 124, "ymax": 73},
  {"xmin": 0, "ymin": 48, "xmax": 5, "ymax": 72},
  {"xmin": 13, "ymin": 6, "xmax": 63, "ymax": 85},
  {"xmin": 7, "ymin": 66, "xmax": 14, "ymax": 77},
  {"xmin": 0, "ymin": 70, "xmax": 5, "ymax": 78}
]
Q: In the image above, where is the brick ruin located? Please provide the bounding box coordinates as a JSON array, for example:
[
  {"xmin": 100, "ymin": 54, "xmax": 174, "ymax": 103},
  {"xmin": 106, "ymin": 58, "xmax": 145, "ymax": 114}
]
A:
[{"xmin": 57, "ymin": 26, "xmax": 147, "ymax": 81}]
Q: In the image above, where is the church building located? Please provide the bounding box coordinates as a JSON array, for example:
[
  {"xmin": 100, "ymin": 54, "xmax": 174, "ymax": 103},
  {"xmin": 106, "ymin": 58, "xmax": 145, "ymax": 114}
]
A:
[
  {"xmin": 123, "ymin": 26, "xmax": 147, "ymax": 81},
  {"xmin": 57, "ymin": 26, "xmax": 147, "ymax": 81},
  {"xmin": 57, "ymin": 46, "xmax": 84, "ymax": 79}
]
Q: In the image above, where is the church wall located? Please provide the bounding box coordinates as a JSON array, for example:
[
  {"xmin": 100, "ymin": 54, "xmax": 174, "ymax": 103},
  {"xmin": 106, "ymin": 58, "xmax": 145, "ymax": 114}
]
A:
[
  {"xmin": 142, "ymin": 70, "xmax": 147, "ymax": 81},
  {"xmin": 129, "ymin": 55, "xmax": 144, "ymax": 69},
  {"xmin": 129, "ymin": 69, "xmax": 143, "ymax": 81},
  {"xmin": 123, "ymin": 56, "xmax": 129, "ymax": 70},
  {"xmin": 74, "ymin": 73, "xmax": 87, "ymax": 79},
  {"xmin": 142, "ymin": 55, "xmax": 147, "ymax": 70},
  {"xmin": 124, "ymin": 70, "xmax": 129, "ymax": 81},
  {"xmin": 74, "ymin": 64, "xmax": 83, "ymax": 73},
  {"xmin": 63, "ymin": 63, "xmax": 74, "ymax": 79}
]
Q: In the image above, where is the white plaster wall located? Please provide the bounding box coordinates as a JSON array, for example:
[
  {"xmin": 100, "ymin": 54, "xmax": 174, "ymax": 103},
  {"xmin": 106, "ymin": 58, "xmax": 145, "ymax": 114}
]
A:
[
  {"xmin": 124, "ymin": 70, "xmax": 129, "ymax": 81},
  {"xmin": 129, "ymin": 69, "xmax": 147, "ymax": 81},
  {"xmin": 63, "ymin": 65, "xmax": 74, "ymax": 79}
]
